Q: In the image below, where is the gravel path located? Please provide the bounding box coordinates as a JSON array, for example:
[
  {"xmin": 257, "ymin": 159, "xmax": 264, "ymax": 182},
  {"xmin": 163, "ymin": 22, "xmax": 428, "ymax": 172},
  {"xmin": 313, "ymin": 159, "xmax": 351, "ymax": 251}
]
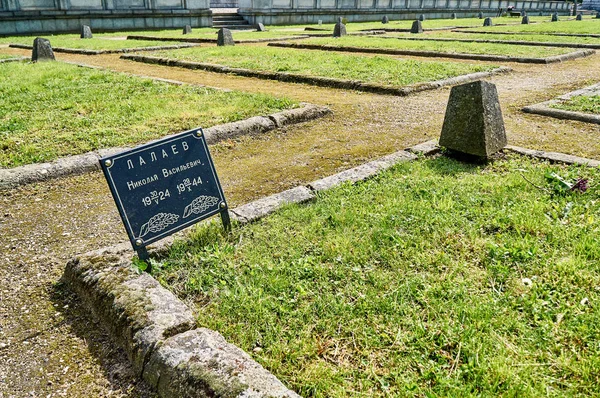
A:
[{"xmin": 0, "ymin": 45, "xmax": 599, "ymax": 397}]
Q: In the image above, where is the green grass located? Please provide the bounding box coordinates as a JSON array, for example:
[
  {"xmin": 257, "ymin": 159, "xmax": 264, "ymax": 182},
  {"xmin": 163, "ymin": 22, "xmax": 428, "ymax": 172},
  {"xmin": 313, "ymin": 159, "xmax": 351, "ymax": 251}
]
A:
[
  {"xmin": 465, "ymin": 19, "xmax": 600, "ymax": 34},
  {"xmin": 151, "ymin": 46, "xmax": 495, "ymax": 86},
  {"xmin": 391, "ymin": 31, "xmax": 600, "ymax": 45},
  {"xmin": 155, "ymin": 154, "xmax": 600, "ymax": 397},
  {"xmin": 122, "ymin": 27, "xmax": 313, "ymax": 40},
  {"xmin": 0, "ymin": 34, "xmax": 182, "ymax": 50},
  {"xmin": 297, "ymin": 35, "xmax": 572, "ymax": 57},
  {"xmin": 276, "ymin": 16, "xmax": 549, "ymax": 32},
  {"xmin": 551, "ymin": 95, "xmax": 600, "ymax": 114},
  {"xmin": 0, "ymin": 62, "xmax": 297, "ymax": 167},
  {"xmin": 0, "ymin": 53, "xmax": 19, "ymax": 59}
]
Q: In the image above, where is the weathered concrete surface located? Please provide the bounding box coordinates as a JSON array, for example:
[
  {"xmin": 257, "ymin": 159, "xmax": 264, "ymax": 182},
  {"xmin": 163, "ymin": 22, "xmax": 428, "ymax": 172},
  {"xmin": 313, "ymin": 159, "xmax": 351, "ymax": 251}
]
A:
[
  {"xmin": 507, "ymin": 145, "xmax": 600, "ymax": 167},
  {"xmin": 231, "ymin": 186, "xmax": 315, "ymax": 222},
  {"xmin": 308, "ymin": 150, "xmax": 416, "ymax": 192},
  {"xmin": 32, "ymin": 37, "xmax": 55, "ymax": 62},
  {"xmin": 144, "ymin": 329, "xmax": 301, "ymax": 398},
  {"xmin": 406, "ymin": 139, "xmax": 440, "ymax": 155},
  {"xmin": 63, "ymin": 248, "xmax": 197, "ymax": 376}
]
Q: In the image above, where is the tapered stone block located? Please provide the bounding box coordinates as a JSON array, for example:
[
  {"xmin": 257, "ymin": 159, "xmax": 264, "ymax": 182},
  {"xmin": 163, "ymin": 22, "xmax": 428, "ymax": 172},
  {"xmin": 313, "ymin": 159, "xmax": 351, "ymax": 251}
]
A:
[
  {"xmin": 80, "ymin": 25, "xmax": 92, "ymax": 39},
  {"xmin": 439, "ymin": 80, "xmax": 507, "ymax": 158},
  {"xmin": 411, "ymin": 20, "xmax": 423, "ymax": 33},
  {"xmin": 217, "ymin": 28, "xmax": 234, "ymax": 46},
  {"xmin": 32, "ymin": 38, "xmax": 55, "ymax": 62},
  {"xmin": 333, "ymin": 21, "xmax": 346, "ymax": 37},
  {"xmin": 483, "ymin": 17, "xmax": 493, "ymax": 26},
  {"xmin": 382, "ymin": 15, "xmax": 389, "ymax": 24},
  {"xmin": 183, "ymin": 24, "xmax": 192, "ymax": 34}
]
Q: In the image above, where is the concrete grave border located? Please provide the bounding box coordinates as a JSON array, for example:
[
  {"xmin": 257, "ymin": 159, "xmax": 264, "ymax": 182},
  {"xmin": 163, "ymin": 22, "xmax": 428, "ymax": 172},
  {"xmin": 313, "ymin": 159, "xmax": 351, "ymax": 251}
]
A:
[
  {"xmin": 63, "ymin": 138, "xmax": 598, "ymax": 397},
  {"xmin": 124, "ymin": 30, "xmax": 384, "ymax": 44},
  {"xmin": 0, "ymin": 56, "xmax": 27, "ymax": 63},
  {"xmin": 452, "ymin": 29, "xmax": 600, "ymax": 38},
  {"xmin": 267, "ymin": 42, "xmax": 596, "ymax": 64},
  {"xmin": 522, "ymin": 82, "xmax": 600, "ymax": 125},
  {"xmin": 0, "ymin": 103, "xmax": 331, "ymax": 190},
  {"xmin": 120, "ymin": 53, "xmax": 512, "ymax": 96},
  {"xmin": 126, "ymin": 34, "xmax": 313, "ymax": 44},
  {"xmin": 379, "ymin": 35, "xmax": 600, "ymax": 50},
  {"xmin": 9, "ymin": 42, "xmax": 199, "ymax": 55}
]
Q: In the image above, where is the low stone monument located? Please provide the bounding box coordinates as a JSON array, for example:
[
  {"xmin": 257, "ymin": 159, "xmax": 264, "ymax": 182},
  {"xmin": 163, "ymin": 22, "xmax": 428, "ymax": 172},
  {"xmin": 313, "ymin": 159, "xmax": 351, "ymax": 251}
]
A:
[
  {"xmin": 257, "ymin": 22, "xmax": 266, "ymax": 32},
  {"xmin": 483, "ymin": 17, "xmax": 493, "ymax": 26},
  {"xmin": 451, "ymin": 12, "xmax": 457, "ymax": 19},
  {"xmin": 318, "ymin": 19, "xmax": 323, "ymax": 25},
  {"xmin": 552, "ymin": 12, "xmax": 559, "ymax": 21},
  {"xmin": 80, "ymin": 25, "xmax": 92, "ymax": 39},
  {"xmin": 439, "ymin": 80, "xmax": 507, "ymax": 158},
  {"xmin": 597, "ymin": 11, "xmax": 600, "ymax": 18},
  {"xmin": 478, "ymin": 11, "xmax": 484, "ymax": 19},
  {"xmin": 217, "ymin": 28, "xmax": 234, "ymax": 46},
  {"xmin": 521, "ymin": 15, "xmax": 530, "ymax": 24},
  {"xmin": 333, "ymin": 18, "xmax": 347, "ymax": 37},
  {"xmin": 32, "ymin": 38, "xmax": 55, "ymax": 62},
  {"xmin": 411, "ymin": 20, "xmax": 423, "ymax": 33},
  {"xmin": 183, "ymin": 25, "xmax": 192, "ymax": 34},
  {"xmin": 576, "ymin": 13, "xmax": 583, "ymax": 20},
  {"xmin": 419, "ymin": 14, "xmax": 425, "ymax": 21},
  {"xmin": 382, "ymin": 15, "xmax": 389, "ymax": 24}
]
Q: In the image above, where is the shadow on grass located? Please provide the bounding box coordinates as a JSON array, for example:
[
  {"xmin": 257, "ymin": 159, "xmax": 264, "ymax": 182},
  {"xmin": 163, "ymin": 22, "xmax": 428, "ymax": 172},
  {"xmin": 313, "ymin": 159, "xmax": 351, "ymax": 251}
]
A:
[{"xmin": 50, "ymin": 280, "xmax": 157, "ymax": 398}]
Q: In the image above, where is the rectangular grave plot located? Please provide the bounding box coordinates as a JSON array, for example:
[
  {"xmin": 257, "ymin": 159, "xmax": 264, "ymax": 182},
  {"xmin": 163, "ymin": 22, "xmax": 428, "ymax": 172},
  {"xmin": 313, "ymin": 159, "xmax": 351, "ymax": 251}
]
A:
[{"xmin": 100, "ymin": 128, "xmax": 228, "ymax": 250}]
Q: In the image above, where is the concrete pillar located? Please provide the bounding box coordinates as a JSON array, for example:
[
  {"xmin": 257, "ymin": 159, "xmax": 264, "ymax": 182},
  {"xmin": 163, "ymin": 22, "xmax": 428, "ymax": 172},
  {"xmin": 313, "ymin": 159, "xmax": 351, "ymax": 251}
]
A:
[{"xmin": 57, "ymin": 0, "xmax": 70, "ymax": 10}]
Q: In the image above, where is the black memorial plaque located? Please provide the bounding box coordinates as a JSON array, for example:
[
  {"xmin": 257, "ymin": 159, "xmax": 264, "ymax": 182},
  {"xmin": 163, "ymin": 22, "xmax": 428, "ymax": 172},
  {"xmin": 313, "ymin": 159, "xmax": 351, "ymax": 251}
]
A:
[{"xmin": 100, "ymin": 128, "xmax": 229, "ymax": 253}]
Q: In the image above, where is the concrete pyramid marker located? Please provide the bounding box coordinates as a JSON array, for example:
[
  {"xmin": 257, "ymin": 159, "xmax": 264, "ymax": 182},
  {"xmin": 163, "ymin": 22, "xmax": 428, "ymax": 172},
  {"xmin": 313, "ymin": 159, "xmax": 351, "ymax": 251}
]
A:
[
  {"xmin": 32, "ymin": 38, "xmax": 55, "ymax": 62},
  {"xmin": 439, "ymin": 80, "xmax": 507, "ymax": 158}
]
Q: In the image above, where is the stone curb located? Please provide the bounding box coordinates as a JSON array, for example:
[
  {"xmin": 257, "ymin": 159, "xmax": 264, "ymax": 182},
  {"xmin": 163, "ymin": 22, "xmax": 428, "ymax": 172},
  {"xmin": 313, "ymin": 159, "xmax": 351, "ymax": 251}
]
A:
[
  {"xmin": 522, "ymin": 82, "xmax": 600, "ymax": 125},
  {"xmin": 127, "ymin": 34, "xmax": 312, "ymax": 44},
  {"xmin": 452, "ymin": 29, "xmax": 600, "ymax": 38},
  {"xmin": 267, "ymin": 42, "xmax": 596, "ymax": 64},
  {"xmin": 382, "ymin": 35, "xmax": 600, "ymax": 50},
  {"xmin": 506, "ymin": 145, "xmax": 600, "ymax": 167},
  {"xmin": 0, "ymin": 56, "xmax": 27, "ymax": 63},
  {"xmin": 121, "ymin": 54, "xmax": 512, "ymax": 95},
  {"xmin": 63, "ymin": 146, "xmax": 421, "ymax": 397},
  {"xmin": 0, "ymin": 103, "xmax": 331, "ymax": 190},
  {"xmin": 8, "ymin": 42, "xmax": 199, "ymax": 55}
]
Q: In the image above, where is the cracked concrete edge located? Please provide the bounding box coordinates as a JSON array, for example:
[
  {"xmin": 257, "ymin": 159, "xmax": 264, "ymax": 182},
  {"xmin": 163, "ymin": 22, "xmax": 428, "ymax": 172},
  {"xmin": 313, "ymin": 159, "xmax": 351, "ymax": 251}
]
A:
[
  {"xmin": 452, "ymin": 29, "xmax": 600, "ymax": 39},
  {"xmin": 267, "ymin": 42, "xmax": 595, "ymax": 64},
  {"xmin": 121, "ymin": 54, "xmax": 511, "ymax": 96},
  {"xmin": 506, "ymin": 145, "xmax": 600, "ymax": 167},
  {"xmin": 0, "ymin": 103, "xmax": 331, "ymax": 190},
  {"xmin": 521, "ymin": 82, "xmax": 600, "ymax": 125},
  {"xmin": 63, "ymin": 241, "xmax": 300, "ymax": 397},
  {"xmin": 8, "ymin": 42, "xmax": 198, "ymax": 55},
  {"xmin": 381, "ymin": 35, "xmax": 600, "ymax": 50},
  {"xmin": 0, "ymin": 56, "xmax": 27, "ymax": 63}
]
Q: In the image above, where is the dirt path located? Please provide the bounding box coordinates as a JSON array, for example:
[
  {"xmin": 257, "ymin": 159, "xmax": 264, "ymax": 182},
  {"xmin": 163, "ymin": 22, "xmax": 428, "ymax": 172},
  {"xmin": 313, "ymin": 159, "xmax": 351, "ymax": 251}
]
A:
[{"xmin": 0, "ymin": 46, "xmax": 599, "ymax": 397}]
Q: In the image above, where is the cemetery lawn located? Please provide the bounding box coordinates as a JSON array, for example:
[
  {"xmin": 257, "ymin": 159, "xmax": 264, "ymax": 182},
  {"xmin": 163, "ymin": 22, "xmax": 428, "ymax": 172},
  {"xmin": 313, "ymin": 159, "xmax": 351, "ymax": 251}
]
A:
[
  {"xmin": 0, "ymin": 62, "xmax": 296, "ymax": 168},
  {"xmin": 150, "ymin": 46, "xmax": 495, "ymax": 86},
  {"xmin": 155, "ymin": 154, "xmax": 600, "ymax": 397},
  {"xmin": 296, "ymin": 36, "xmax": 575, "ymax": 57},
  {"xmin": 0, "ymin": 53, "xmax": 19, "ymax": 59},
  {"xmin": 0, "ymin": 35, "xmax": 183, "ymax": 50},
  {"xmin": 464, "ymin": 19, "xmax": 600, "ymax": 34},
  {"xmin": 285, "ymin": 16, "xmax": 549, "ymax": 32},
  {"xmin": 392, "ymin": 31, "xmax": 600, "ymax": 45},
  {"xmin": 123, "ymin": 28, "xmax": 313, "ymax": 40},
  {"xmin": 551, "ymin": 95, "xmax": 600, "ymax": 114}
]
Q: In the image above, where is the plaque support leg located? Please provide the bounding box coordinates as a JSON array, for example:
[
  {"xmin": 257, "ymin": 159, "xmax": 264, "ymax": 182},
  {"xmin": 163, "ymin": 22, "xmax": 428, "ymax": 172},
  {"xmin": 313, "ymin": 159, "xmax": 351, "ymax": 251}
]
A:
[
  {"xmin": 136, "ymin": 247, "xmax": 152, "ymax": 272},
  {"xmin": 220, "ymin": 210, "xmax": 231, "ymax": 232}
]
